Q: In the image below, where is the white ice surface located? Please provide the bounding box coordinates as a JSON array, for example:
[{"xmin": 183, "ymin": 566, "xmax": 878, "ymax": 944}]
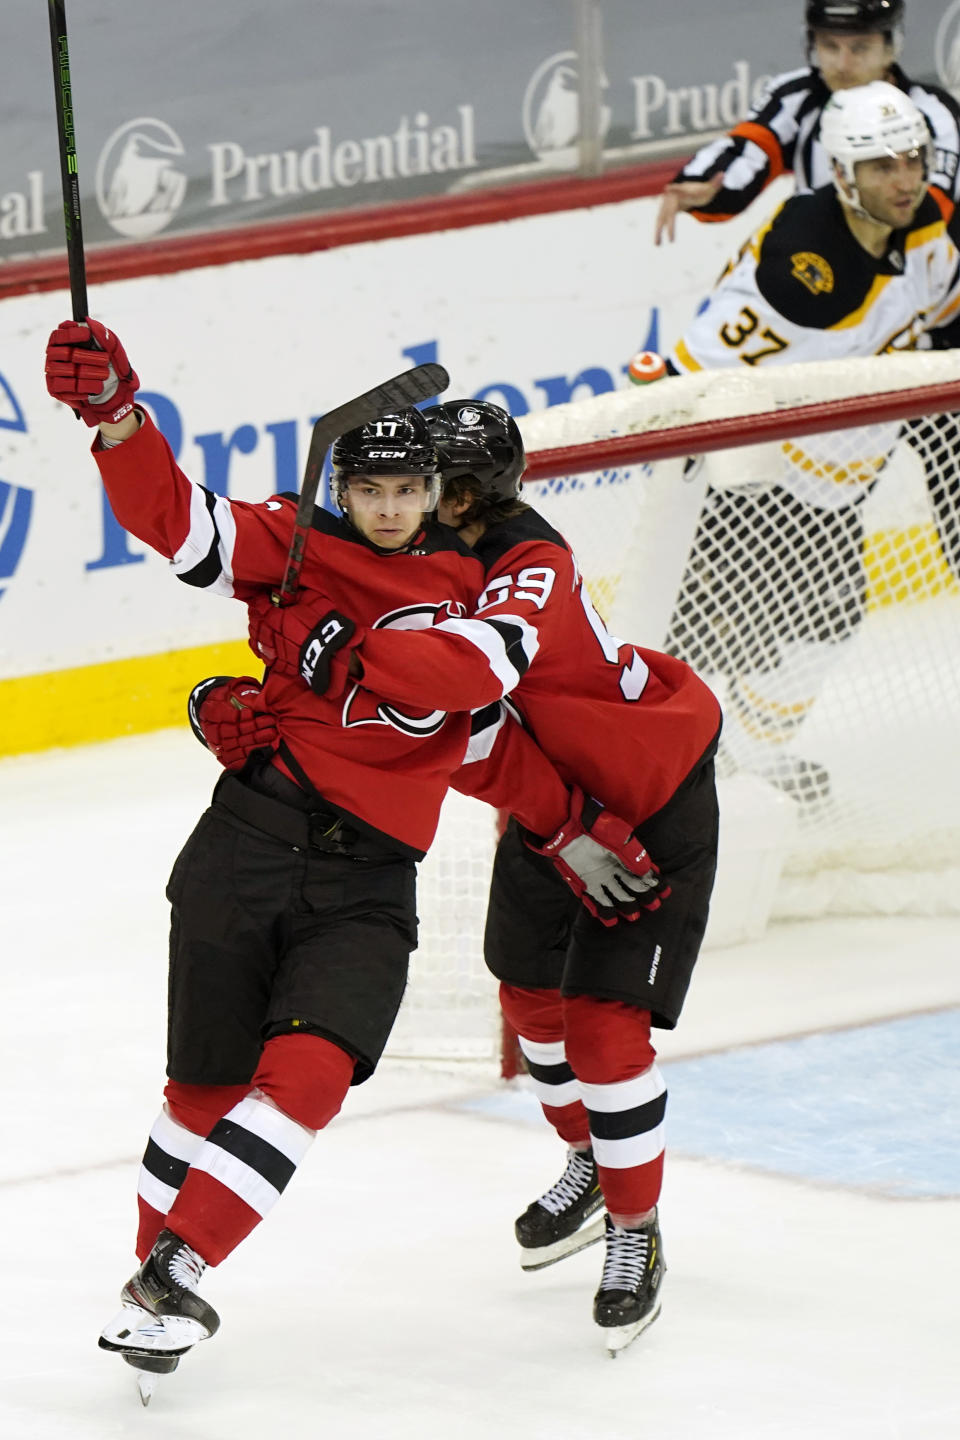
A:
[{"xmin": 1, "ymin": 730, "xmax": 958, "ymax": 1439}]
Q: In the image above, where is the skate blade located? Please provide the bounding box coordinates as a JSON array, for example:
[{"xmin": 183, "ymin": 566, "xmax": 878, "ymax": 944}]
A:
[
  {"xmin": 136, "ymin": 1370, "xmax": 160, "ymax": 1406},
  {"xmin": 520, "ymin": 1214, "xmax": 607, "ymax": 1271},
  {"xmin": 602, "ymin": 1301, "xmax": 662, "ymax": 1358},
  {"xmin": 119, "ymin": 1349, "xmax": 181, "ymax": 1406}
]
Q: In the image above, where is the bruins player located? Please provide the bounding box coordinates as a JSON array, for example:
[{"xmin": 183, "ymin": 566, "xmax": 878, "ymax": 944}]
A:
[{"xmin": 664, "ymin": 81, "xmax": 960, "ymax": 798}]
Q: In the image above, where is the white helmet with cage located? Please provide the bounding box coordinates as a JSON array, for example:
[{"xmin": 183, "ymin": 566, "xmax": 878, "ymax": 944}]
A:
[{"xmin": 820, "ymin": 80, "xmax": 932, "ymax": 217}]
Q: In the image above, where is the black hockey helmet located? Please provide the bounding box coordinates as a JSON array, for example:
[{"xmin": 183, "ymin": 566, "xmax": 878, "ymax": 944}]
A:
[
  {"xmin": 330, "ymin": 408, "xmax": 440, "ymax": 512},
  {"xmin": 423, "ymin": 400, "xmax": 526, "ymax": 501},
  {"xmin": 806, "ymin": 0, "xmax": 904, "ymax": 39}
]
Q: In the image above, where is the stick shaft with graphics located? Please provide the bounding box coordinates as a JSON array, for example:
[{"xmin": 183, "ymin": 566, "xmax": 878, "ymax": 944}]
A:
[{"xmin": 47, "ymin": 0, "xmax": 88, "ymax": 321}]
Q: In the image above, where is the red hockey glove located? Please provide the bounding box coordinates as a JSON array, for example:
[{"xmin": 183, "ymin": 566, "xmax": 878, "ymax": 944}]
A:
[
  {"xmin": 525, "ymin": 787, "xmax": 670, "ymax": 926},
  {"xmin": 187, "ymin": 675, "xmax": 279, "ymax": 771},
  {"xmin": 248, "ymin": 591, "xmax": 317, "ymax": 673},
  {"xmin": 248, "ymin": 591, "xmax": 362, "ymax": 696},
  {"xmin": 44, "ymin": 317, "xmax": 140, "ymax": 426}
]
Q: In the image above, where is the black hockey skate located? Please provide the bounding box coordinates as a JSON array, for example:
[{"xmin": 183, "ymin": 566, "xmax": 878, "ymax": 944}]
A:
[
  {"xmin": 515, "ymin": 1146, "xmax": 606, "ymax": 1271},
  {"xmin": 99, "ymin": 1229, "xmax": 219, "ymax": 1405},
  {"xmin": 593, "ymin": 1211, "xmax": 665, "ymax": 1356}
]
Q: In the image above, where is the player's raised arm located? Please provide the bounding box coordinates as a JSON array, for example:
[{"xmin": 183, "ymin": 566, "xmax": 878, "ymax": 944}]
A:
[{"xmin": 45, "ymin": 318, "xmax": 301, "ymax": 593}]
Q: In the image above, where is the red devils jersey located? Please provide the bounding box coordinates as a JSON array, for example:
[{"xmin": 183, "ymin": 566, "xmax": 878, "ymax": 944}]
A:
[
  {"xmin": 356, "ymin": 508, "xmax": 722, "ymax": 827},
  {"xmin": 93, "ymin": 417, "xmax": 571, "ymax": 853}
]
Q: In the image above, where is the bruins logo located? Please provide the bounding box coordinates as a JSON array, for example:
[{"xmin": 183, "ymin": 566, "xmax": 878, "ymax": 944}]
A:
[{"xmin": 791, "ymin": 251, "xmax": 834, "ymax": 296}]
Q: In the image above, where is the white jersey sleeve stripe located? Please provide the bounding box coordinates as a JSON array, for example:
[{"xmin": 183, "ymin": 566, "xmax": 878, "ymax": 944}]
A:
[
  {"xmin": 435, "ymin": 613, "xmax": 540, "ymax": 696},
  {"xmin": 171, "ymin": 486, "xmax": 238, "ymax": 597}
]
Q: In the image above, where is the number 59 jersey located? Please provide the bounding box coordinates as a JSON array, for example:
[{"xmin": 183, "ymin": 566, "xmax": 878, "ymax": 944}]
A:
[
  {"xmin": 355, "ymin": 507, "xmax": 721, "ymax": 828},
  {"xmin": 670, "ymin": 185, "xmax": 960, "ymax": 373}
]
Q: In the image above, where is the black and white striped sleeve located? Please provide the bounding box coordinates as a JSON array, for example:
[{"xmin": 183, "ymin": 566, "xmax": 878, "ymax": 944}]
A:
[
  {"xmin": 675, "ymin": 68, "xmax": 814, "ymax": 217},
  {"xmin": 171, "ymin": 484, "xmax": 240, "ymax": 596},
  {"xmin": 355, "ymin": 610, "xmax": 541, "ymax": 713},
  {"xmin": 432, "ymin": 613, "xmax": 539, "ymax": 698}
]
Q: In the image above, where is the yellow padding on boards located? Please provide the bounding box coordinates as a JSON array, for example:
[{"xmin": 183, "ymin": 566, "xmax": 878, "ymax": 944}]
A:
[
  {"xmin": 3, "ymin": 524, "xmax": 956, "ymax": 760},
  {"xmin": 863, "ymin": 523, "xmax": 958, "ymax": 608},
  {"xmin": 593, "ymin": 525, "xmax": 956, "ymax": 626},
  {"xmin": 1, "ymin": 639, "xmax": 254, "ymax": 758}
]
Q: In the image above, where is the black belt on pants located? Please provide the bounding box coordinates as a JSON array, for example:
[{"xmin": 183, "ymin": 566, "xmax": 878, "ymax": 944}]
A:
[{"xmin": 213, "ymin": 773, "xmax": 388, "ymax": 859}]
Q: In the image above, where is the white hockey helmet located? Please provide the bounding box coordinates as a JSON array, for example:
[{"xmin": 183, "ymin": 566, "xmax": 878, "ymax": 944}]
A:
[{"xmin": 820, "ymin": 80, "xmax": 932, "ymax": 216}]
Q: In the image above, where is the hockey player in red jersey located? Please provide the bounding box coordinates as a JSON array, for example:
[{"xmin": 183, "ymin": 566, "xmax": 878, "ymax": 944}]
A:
[
  {"xmin": 242, "ymin": 399, "xmax": 722, "ymax": 1354},
  {"xmin": 43, "ymin": 322, "xmax": 660, "ymax": 1393}
]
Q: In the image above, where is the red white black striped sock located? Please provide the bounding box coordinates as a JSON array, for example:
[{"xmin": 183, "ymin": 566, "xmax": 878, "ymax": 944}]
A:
[{"xmin": 165, "ymin": 1091, "xmax": 316, "ymax": 1265}]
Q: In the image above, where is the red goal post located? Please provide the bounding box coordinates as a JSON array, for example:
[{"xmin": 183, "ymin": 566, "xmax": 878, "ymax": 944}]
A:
[{"xmin": 388, "ymin": 353, "xmax": 960, "ymax": 1066}]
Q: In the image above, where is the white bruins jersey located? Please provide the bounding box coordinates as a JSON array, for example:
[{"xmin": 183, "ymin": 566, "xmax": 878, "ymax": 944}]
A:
[{"xmin": 669, "ymin": 188, "xmax": 960, "ymax": 508}]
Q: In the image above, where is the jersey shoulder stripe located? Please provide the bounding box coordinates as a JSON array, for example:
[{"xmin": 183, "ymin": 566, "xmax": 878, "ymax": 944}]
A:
[
  {"xmin": 755, "ymin": 187, "xmax": 919, "ymax": 328},
  {"xmin": 828, "ymin": 274, "xmax": 893, "ymax": 332}
]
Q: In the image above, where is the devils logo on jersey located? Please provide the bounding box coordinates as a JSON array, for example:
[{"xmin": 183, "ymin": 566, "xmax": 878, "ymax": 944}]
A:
[{"xmin": 342, "ymin": 601, "xmax": 467, "ymax": 736}]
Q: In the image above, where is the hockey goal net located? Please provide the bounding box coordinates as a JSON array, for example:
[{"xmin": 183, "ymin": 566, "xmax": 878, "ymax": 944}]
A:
[{"xmin": 388, "ymin": 352, "xmax": 960, "ymax": 1061}]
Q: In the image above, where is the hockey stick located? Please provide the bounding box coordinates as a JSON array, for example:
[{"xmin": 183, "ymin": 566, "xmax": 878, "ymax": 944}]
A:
[
  {"xmin": 47, "ymin": 0, "xmax": 88, "ymax": 321},
  {"xmin": 277, "ymin": 360, "xmax": 449, "ymax": 602}
]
